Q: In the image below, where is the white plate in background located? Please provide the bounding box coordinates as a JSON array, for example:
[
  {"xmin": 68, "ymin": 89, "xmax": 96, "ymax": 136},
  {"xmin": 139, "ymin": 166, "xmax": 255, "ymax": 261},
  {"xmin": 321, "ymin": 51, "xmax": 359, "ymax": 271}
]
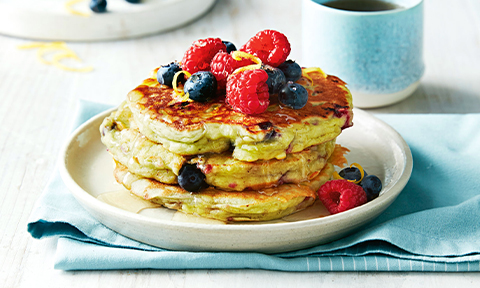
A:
[{"xmin": 0, "ymin": 0, "xmax": 216, "ymax": 41}]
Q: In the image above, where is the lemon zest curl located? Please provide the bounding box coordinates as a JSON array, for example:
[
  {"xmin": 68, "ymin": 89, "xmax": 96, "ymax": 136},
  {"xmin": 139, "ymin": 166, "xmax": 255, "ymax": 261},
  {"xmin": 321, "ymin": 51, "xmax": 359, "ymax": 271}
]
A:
[
  {"xmin": 65, "ymin": 0, "xmax": 90, "ymax": 17},
  {"xmin": 333, "ymin": 162, "xmax": 366, "ymax": 184},
  {"xmin": 230, "ymin": 51, "xmax": 262, "ymax": 76},
  {"xmin": 172, "ymin": 70, "xmax": 192, "ymax": 97},
  {"xmin": 302, "ymin": 67, "xmax": 327, "ymax": 85},
  {"xmin": 18, "ymin": 42, "xmax": 93, "ymax": 73}
]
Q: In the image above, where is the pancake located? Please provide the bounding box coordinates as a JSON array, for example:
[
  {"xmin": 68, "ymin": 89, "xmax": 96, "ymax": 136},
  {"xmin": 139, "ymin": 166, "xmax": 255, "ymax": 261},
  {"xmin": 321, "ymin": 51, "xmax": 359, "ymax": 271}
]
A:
[
  {"xmin": 113, "ymin": 161, "xmax": 335, "ymax": 222},
  {"xmin": 127, "ymin": 69, "xmax": 353, "ymax": 162},
  {"xmin": 100, "ymin": 101, "xmax": 185, "ymax": 184},
  {"xmin": 100, "ymin": 101, "xmax": 336, "ymax": 191},
  {"xmin": 192, "ymin": 142, "xmax": 334, "ymax": 191}
]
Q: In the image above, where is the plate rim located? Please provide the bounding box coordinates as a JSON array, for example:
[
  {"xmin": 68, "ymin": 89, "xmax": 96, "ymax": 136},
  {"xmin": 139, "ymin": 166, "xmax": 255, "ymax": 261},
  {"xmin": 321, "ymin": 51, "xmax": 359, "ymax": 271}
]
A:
[
  {"xmin": 58, "ymin": 107, "xmax": 413, "ymax": 233},
  {"xmin": 0, "ymin": 0, "xmax": 217, "ymax": 41}
]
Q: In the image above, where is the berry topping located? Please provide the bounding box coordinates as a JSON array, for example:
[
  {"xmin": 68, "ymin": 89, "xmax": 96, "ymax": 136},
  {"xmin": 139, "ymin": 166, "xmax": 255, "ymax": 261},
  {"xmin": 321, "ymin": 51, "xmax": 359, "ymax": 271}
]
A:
[
  {"xmin": 90, "ymin": 0, "xmax": 107, "ymax": 13},
  {"xmin": 157, "ymin": 61, "xmax": 182, "ymax": 87},
  {"xmin": 278, "ymin": 82, "xmax": 308, "ymax": 109},
  {"xmin": 240, "ymin": 30, "xmax": 291, "ymax": 67},
  {"xmin": 226, "ymin": 69, "xmax": 269, "ymax": 114},
  {"xmin": 278, "ymin": 60, "xmax": 302, "ymax": 82},
  {"xmin": 262, "ymin": 65, "xmax": 286, "ymax": 94},
  {"xmin": 178, "ymin": 164, "xmax": 208, "ymax": 192},
  {"xmin": 361, "ymin": 175, "xmax": 382, "ymax": 202},
  {"xmin": 184, "ymin": 71, "xmax": 218, "ymax": 102},
  {"xmin": 335, "ymin": 163, "xmax": 367, "ymax": 183},
  {"xmin": 222, "ymin": 41, "xmax": 237, "ymax": 54},
  {"xmin": 318, "ymin": 179, "xmax": 367, "ymax": 215},
  {"xmin": 182, "ymin": 38, "xmax": 226, "ymax": 74},
  {"xmin": 338, "ymin": 166, "xmax": 367, "ymax": 183},
  {"xmin": 210, "ymin": 52, "xmax": 253, "ymax": 91}
]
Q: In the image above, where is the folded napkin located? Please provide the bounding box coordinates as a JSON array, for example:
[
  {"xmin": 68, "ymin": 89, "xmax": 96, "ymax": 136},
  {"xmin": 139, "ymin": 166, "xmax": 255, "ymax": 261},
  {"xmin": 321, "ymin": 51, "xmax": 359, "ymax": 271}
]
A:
[{"xmin": 28, "ymin": 100, "xmax": 480, "ymax": 271}]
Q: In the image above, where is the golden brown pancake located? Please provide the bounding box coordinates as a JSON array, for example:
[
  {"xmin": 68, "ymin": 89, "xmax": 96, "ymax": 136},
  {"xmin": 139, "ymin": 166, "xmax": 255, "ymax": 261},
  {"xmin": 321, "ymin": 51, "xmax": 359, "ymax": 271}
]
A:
[
  {"xmin": 127, "ymin": 69, "xmax": 353, "ymax": 161},
  {"xmin": 113, "ymin": 161, "xmax": 335, "ymax": 222}
]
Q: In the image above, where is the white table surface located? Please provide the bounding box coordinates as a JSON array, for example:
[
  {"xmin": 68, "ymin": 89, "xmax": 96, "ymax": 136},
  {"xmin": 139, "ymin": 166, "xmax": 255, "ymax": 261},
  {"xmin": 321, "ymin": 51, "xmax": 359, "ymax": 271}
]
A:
[{"xmin": 1, "ymin": 0, "xmax": 480, "ymax": 287}]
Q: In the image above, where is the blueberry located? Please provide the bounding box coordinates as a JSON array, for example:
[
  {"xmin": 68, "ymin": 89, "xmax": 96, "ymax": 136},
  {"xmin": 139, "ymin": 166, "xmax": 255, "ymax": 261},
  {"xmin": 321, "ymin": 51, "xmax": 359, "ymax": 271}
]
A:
[
  {"xmin": 262, "ymin": 65, "xmax": 286, "ymax": 94},
  {"xmin": 339, "ymin": 167, "xmax": 367, "ymax": 182},
  {"xmin": 125, "ymin": 0, "xmax": 141, "ymax": 3},
  {"xmin": 90, "ymin": 0, "xmax": 107, "ymax": 13},
  {"xmin": 157, "ymin": 62, "xmax": 182, "ymax": 87},
  {"xmin": 360, "ymin": 175, "xmax": 382, "ymax": 202},
  {"xmin": 278, "ymin": 82, "xmax": 308, "ymax": 109},
  {"xmin": 178, "ymin": 164, "xmax": 208, "ymax": 192},
  {"xmin": 184, "ymin": 71, "xmax": 217, "ymax": 102},
  {"xmin": 222, "ymin": 41, "xmax": 237, "ymax": 54},
  {"xmin": 278, "ymin": 60, "xmax": 302, "ymax": 82}
]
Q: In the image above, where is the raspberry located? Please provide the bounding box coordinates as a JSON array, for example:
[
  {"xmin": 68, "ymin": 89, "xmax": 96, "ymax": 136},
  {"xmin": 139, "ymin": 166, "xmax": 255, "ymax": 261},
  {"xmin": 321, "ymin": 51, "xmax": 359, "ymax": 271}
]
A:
[
  {"xmin": 226, "ymin": 69, "xmax": 269, "ymax": 114},
  {"xmin": 210, "ymin": 52, "xmax": 253, "ymax": 91},
  {"xmin": 240, "ymin": 30, "xmax": 291, "ymax": 67},
  {"xmin": 182, "ymin": 38, "xmax": 226, "ymax": 74},
  {"xmin": 318, "ymin": 179, "xmax": 367, "ymax": 215}
]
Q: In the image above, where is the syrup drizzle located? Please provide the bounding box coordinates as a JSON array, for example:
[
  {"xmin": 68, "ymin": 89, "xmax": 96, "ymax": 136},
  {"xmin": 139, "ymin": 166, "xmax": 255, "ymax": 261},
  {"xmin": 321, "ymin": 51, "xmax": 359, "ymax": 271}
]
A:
[{"xmin": 97, "ymin": 189, "xmax": 161, "ymax": 213}]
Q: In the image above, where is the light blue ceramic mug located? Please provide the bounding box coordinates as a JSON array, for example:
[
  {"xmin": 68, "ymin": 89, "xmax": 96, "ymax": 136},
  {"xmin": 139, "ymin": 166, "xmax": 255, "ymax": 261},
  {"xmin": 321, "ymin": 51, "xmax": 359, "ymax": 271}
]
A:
[{"xmin": 302, "ymin": 0, "xmax": 424, "ymax": 108}]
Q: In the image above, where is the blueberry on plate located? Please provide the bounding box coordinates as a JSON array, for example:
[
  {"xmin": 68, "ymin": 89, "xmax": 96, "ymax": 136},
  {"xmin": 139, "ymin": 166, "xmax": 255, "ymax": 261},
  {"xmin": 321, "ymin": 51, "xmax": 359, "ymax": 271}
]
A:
[
  {"xmin": 263, "ymin": 65, "xmax": 286, "ymax": 94},
  {"xmin": 278, "ymin": 82, "xmax": 308, "ymax": 109},
  {"xmin": 90, "ymin": 0, "xmax": 107, "ymax": 13},
  {"xmin": 184, "ymin": 71, "xmax": 217, "ymax": 102},
  {"xmin": 178, "ymin": 164, "xmax": 208, "ymax": 192},
  {"xmin": 157, "ymin": 61, "xmax": 182, "ymax": 87},
  {"xmin": 222, "ymin": 41, "xmax": 237, "ymax": 54},
  {"xmin": 278, "ymin": 60, "xmax": 302, "ymax": 82},
  {"xmin": 339, "ymin": 166, "xmax": 367, "ymax": 182},
  {"xmin": 361, "ymin": 175, "xmax": 382, "ymax": 202},
  {"xmin": 125, "ymin": 0, "xmax": 141, "ymax": 3}
]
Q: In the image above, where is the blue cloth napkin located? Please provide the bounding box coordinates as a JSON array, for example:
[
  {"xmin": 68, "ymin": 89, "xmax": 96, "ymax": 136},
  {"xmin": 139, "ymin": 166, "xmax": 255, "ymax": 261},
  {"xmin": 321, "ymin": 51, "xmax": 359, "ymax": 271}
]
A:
[{"xmin": 28, "ymin": 100, "xmax": 480, "ymax": 271}]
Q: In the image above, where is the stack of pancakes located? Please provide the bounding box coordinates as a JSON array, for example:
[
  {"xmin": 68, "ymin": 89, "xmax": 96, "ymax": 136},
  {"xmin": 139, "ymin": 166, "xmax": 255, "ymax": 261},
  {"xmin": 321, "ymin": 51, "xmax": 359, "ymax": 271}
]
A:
[{"xmin": 100, "ymin": 69, "xmax": 353, "ymax": 222}]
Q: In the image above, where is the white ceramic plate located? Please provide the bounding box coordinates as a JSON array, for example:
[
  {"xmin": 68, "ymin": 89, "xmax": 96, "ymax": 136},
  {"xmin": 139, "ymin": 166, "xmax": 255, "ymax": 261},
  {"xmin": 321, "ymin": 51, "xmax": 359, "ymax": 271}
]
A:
[
  {"xmin": 59, "ymin": 108, "xmax": 412, "ymax": 253},
  {"xmin": 0, "ymin": 0, "xmax": 216, "ymax": 41}
]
